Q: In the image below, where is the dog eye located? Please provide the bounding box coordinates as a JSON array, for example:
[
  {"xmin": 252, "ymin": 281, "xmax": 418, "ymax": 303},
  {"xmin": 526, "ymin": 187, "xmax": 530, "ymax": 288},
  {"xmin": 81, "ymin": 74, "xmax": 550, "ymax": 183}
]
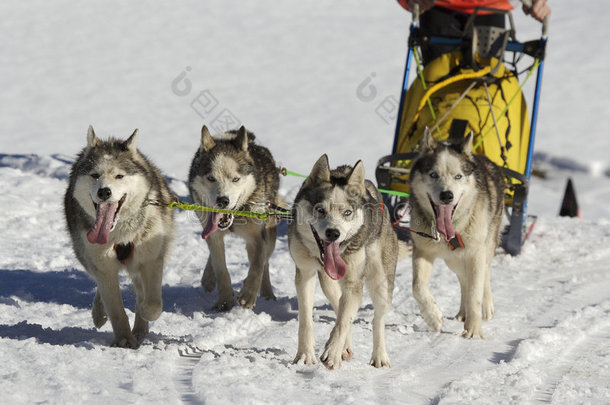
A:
[
  {"xmin": 343, "ymin": 209, "xmax": 352, "ymax": 216},
  {"xmin": 315, "ymin": 206, "xmax": 326, "ymax": 215},
  {"xmin": 455, "ymin": 174, "xmax": 463, "ymax": 180},
  {"xmin": 207, "ymin": 175, "xmax": 216, "ymax": 182},
  {"xmin": 115, "ymin": 174, "xmax": 124, "ymax": 179},
  {"xmin": 429, "ymin": 172, "xmax": 439, "ymax": 179},
  {"xmin": 90, "ymin": 173, "xmax": 100, "ymax": 179},
  {"xmin": 232, "ymin": 177, "xmax": 240, "ymax": 183}
]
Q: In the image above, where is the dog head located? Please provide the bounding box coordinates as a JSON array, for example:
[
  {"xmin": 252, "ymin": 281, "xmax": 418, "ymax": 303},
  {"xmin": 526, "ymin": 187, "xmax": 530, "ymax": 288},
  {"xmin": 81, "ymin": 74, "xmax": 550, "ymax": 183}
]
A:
[
  {"xmin": 410, "ymin": 129, "xmax": 477, "ymax": 241},
  {"xmin": 189, "ymin": 125, "xmax": 258, "ymax": 238},
  {"xmin": 294, "ymin": 154, "xmax": 368, "ymax": 280},
  {"xmin": 72, "ymin": 125, "xmax": 150, "ymax": 244}
]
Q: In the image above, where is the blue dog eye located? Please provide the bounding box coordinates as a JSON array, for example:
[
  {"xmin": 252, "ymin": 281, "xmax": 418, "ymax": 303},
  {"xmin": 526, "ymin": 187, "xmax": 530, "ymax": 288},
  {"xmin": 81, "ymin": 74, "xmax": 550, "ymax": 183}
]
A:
[
  {"xmin": 344, "ymin": 210, "xmax": 352, "ymax": 216},
  {"xmin": 233, "ymin": 177, "xmax": 240, "ymax": 182},
  {"xmin": 430, "ymin": 172, "xmax": 439, "ymax": 179},
  {"xmin": 455, "ymin": 174, "xmax": 463, "ymax": 180},
  {"xmin": 207, "ymin": 175, "xmax": 216, "ymax": 182}
]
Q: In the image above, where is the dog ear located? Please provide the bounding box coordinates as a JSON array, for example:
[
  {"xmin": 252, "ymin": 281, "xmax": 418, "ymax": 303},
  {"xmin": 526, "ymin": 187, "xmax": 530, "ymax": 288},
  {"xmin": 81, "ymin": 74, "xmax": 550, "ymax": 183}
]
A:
[
  {"xmin": 348, "ymin": 160, "xmax": 365, "ymax": 186},
  {"xmin": 87, "ymin": 125, "xmax": 101, "ymax": 148},
  {"xmin": 306, "ymin": 154, "xmax": 331, "ymax": 186},
  {"xmin": 461, "ymin": 131, "xmax": 474, "ymax": 155},
  {"xmin": 200, "ymin": 125, "xmax": 216, "ymax": 152},
  {"xmin": 123, "ymin": 129, "xmax": 139, "ymax": 152},
  {"xmin": 235, "ymin": 126, "xmax": 249, "ymax": 151},
  {"xmin": 422, "ymin": 127, "xmax": 437, "ymax": 152}
]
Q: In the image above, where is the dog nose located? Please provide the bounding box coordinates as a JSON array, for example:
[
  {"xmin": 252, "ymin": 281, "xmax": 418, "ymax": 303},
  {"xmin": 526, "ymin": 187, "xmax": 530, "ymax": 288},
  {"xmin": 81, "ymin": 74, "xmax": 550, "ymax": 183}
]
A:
[
  {"xmin": 325, "ymin": 228, "xmax": 340, "ymax": 242},
  {"xmin": 97, "ymin": 187, "xmax": 112, "ymax": 201},
  {"xmin": 439, "ymin": 190, "xmax": 454, "ymax": 204},
  {"xmin": 216, "ymin": 196, "xmax": 230, "ymax": 208}
]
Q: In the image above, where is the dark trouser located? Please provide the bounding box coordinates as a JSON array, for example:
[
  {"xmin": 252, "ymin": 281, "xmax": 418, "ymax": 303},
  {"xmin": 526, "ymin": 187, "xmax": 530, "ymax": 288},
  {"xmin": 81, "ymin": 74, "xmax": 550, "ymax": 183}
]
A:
[{"xmin": 420, "ymin": 6, "xmax": 505, "ymax": 65}]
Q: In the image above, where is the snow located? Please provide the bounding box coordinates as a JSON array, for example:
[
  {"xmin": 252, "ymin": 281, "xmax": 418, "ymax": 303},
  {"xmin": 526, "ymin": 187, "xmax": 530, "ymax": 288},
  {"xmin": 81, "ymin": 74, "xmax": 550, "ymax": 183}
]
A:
[{"xmin": 1, "ymin": 1, "xmax": 610, "ymax": 404}]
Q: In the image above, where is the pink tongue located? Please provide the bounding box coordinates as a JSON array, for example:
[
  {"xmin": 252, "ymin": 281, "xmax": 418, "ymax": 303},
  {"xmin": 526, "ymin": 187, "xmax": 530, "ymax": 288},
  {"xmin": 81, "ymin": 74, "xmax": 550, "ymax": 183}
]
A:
[
  {"xmin": 435, "ymin": 204, "xmax": 455, "ymax": 241},
  {"xmin": 87, "ymin": 202, "xmax": 118, "ymax": 245},
  {"xmin": 201, "ymin": 213, "xmax": 222, "ymax": 239},
  {"xmin": 323, "ymin": 241, "xmax": 347, "ymax": 280}
]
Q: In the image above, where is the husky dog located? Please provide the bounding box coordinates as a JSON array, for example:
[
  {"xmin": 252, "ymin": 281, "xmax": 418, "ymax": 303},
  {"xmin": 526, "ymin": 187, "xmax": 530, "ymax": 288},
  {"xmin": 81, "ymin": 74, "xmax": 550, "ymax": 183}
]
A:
[
  {"xmin": 409, "ymin": 129, "xmax": 505, "ymax": 338},
  {"xmin": 289, "ymin": 155, "xmax": 398, "ymax": 369},
  {"xmin": 64, "ymin": 126, "xmax": 175, "ymax": 348},
  {"xmin": 188, "ymin": 126, "xmax": 280, "ymax": 311}
]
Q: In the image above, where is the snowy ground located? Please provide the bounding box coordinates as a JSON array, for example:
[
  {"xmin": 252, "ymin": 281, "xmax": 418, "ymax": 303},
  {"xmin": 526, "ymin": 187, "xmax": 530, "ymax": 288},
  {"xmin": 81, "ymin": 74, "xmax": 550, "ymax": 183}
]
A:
[{"xmin": 1, "ymin": 1, "xmax": 610, "ymax": 404}]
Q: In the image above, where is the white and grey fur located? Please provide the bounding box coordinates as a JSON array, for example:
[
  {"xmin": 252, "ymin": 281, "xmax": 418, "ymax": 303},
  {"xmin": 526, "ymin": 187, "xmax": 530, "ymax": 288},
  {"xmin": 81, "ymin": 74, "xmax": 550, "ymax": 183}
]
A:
[
  {"xmin": 289, "ymin": 155, "xmax": 398, "ymax": 369},
  {"xmin": 409, "ymin": 129, "xmax": 505, "ymax": 338},
  {"xmin": 64, "ymin": 126, "xmax": 175, "ymax": 348},
  {"xmin": 188, "ymin": 126, "xmax": 280, "ymax": 311}
]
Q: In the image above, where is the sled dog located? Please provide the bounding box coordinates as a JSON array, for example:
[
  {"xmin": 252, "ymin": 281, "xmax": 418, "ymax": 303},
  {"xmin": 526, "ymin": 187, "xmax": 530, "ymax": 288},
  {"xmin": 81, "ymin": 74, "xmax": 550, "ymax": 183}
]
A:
[
  {"xmin": 409, "ymin": 129, "xmax": 505, "ymax": 338},
  {"xmin": 64, "ymin": 126, "xmax": 175, "ymax": 348},
  {"xmin": 289, "ymin": 155, "xmax": 398, "ymax": 369},
  {"xmin": 188, "ymin": 126, "xmax": 280, "ymax": 311}
]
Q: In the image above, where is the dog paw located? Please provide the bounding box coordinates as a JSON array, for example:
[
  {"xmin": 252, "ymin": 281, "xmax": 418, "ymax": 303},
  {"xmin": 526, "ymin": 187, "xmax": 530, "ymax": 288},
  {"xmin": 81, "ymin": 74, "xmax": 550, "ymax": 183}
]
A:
[
  {"xmin": 369, "ymin": 351, "xmax": 392, "ymax": 368},
  {"xmin": 140, "ymin": 300, "xmax": 162, "ymax": 322},
  {"xmin": 455, "ymin": 309, "xmax": 465, "ymax": 322},
  {"xmin": 132, "ymin": 324, "xmax": 149, "ymax": 342},
  {"xmin": 92, "ymin": 304, "xmax": 107, "ymax": 329},
  {"xmin": 261, "ymin": 290, "xmax": 277, "ymax": 302},
  {"xmin": 462, "ymin": 319, "xmax": 484, "ymax": 339},
  {"xmin": 342, "ymin": 348, "xmax": 353, "ymax": 361},
  {"xmin": 237, "ymin": 288, "xmax": 258, "ymax": 309},
  {"xmin": 213, "ymin": 297, "xmax": 234, "ymax": 312},
  {"xmin": 293, "ymin": 351, "xmax": 318, "ymax": 365},
  {"xmin": 422, "ymin": 306, "xmax": 443, "ymax": 332},
  {"xmin": 320, "ymin": 343, "xmax": 343, "ymax": 370},
  {"xmin": 482, "ymin": 300, "xmax": 495, "ymax": 321},
  {"xmin": 111, "ymin": 333, "xmax": 139, "ymax": 349}
]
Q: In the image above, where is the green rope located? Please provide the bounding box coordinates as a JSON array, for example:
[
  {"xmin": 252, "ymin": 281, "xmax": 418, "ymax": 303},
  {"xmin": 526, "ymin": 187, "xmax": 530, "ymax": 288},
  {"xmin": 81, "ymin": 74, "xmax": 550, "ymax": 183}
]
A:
[
  {"xmin": 473, "ymin": 59, "xmax": 540, "ymax": 150},
  {"xmin": 168, "ymin": 201, "xmax": 289, "ymax": 220},
  {"xmin": 280, "ymin": 168, "xmax": 410, "ymax": 198}
]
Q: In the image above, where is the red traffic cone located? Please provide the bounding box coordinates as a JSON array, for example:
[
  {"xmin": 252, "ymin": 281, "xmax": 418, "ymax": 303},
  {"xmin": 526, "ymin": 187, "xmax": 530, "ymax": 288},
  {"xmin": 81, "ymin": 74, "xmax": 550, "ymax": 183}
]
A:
[{"xmin": 559, "ymin": 178, "xmax": 581, "ymax": 218}]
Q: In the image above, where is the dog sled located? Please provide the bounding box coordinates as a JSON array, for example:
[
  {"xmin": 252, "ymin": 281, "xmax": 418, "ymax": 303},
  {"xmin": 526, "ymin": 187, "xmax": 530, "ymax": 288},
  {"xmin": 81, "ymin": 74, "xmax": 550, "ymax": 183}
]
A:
[{"xmin": 375, "ymin": 3, "xmax": 548, "ymax": 255}]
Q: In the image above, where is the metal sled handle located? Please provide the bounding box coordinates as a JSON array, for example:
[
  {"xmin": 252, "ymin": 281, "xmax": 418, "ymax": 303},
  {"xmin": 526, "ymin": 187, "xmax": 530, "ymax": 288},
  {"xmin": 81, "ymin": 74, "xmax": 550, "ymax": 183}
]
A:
[{"xmin": 520, "ymin": 0, "xmax": 549, "ymax": 38}]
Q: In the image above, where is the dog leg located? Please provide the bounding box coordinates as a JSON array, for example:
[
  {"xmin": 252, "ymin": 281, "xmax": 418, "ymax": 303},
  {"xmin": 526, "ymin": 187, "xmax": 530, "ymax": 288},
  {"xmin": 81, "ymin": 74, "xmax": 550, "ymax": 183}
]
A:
[
  {"xmin": 201, "ymin": 256, "xmax": 216, "ymax": 293},
  {"xmin": 412, "ymin": 252, "xmax": 443, "ymax": 332},
  {"xmin": 294, "ymin": 267, "xmax": 317, "ymax": 365},
  {"xmin": 206, "ymin": 234, "xmax": 234, "ymax": 311},
  {"xmin": 367, "ymin": 267, "xmax": 393, "ymax": 367},
  {"xmin": 455, "ymin": 272, "xmax": 467, "ymax": 322},
  {"xmin": 130, "ymin": 274, "xmax": 149, "ymax": 341},
  {"xmin": 318, "ymin": 272, "xmax": 352, "ymax": 361},
  {"xmin": 321, "ymin": 280, "xmax": 363, "ymax": 370},
  {"xmin": 482, "ymin": 264, "xmax": 494, "ymax": 321},
  {"xmin": 238, "ymin": 235, "xmax": 268, "ymax": 309},
  {"xmin": 462, "ymin": 255, "xmax": 486, "ymax": 339},
  {"xmin": 91, "ymin": 289, "xmax": 108, "ymax": 328},
  {"xmin": 259, "ymin": 225, "xmax": 277, "ymax": 301},
  {"xmin": 95, "ymin": 270, "xmax": 138, "ymax": 348}
]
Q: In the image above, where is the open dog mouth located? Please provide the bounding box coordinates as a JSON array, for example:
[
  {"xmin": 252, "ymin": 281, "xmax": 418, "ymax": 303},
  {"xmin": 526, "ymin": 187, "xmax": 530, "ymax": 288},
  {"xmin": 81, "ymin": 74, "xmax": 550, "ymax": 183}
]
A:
[
  {"xmin": 429, "ymin": 195, "xmax": 457, "ymax": 242},
  {"xmin": 87, "ymin": 194, "xmax": 127, "ymax": 244},
  {"xmin": 201, "ymin": 212, "xmax": 234, "ymax": 239},
  {"xmin": 310, "ymin": 225, "xmax": 347, "ymax": 281}
]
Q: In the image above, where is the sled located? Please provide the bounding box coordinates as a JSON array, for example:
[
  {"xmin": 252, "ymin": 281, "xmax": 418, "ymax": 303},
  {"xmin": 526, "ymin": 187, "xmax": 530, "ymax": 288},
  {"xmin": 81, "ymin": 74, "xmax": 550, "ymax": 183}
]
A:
[{"xmin": 375, "ymin": 4, "xmax": 548, "ymax": 255}]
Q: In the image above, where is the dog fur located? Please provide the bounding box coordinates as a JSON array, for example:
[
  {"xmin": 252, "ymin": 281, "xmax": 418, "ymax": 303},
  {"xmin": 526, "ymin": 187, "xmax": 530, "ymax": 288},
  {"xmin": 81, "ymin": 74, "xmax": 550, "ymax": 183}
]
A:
[
  {"xmin": 288, "ymin": 155, "xmax": 398, "ymax": 369},
  {"xmin": 408, "ymin": 129, "xmax": 505, "ymax": 338},
  {"xmin": 64, "ymin": 126, "xmax": 175, "ymax": 348},
  {"xmin": 188, "ymin": 125, "xmax": 280, "ymax": 311}
]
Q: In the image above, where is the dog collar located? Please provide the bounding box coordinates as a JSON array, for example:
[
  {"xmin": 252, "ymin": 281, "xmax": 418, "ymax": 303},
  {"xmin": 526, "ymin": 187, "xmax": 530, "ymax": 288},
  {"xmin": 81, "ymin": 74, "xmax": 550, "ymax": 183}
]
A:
[{"xmin": 114, "ymin": 242, "xmax": 134, "ymax": 263}]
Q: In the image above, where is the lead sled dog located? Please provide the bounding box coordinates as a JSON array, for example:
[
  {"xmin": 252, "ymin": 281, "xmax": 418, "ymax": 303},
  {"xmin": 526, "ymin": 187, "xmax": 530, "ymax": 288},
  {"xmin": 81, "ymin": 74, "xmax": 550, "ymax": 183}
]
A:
[
  {"xmin": 409, "ymin": 130, "xmax": 505, "ymax": 338},
  {"xmin": 64, "ymin": 126, "xmax": 175, "ymax": 348},
  {"xmin": 188, "ymin": 126, "xmax": 280, "ymax": 311},
  {"xmin": 289, "ymin": 155, "xmax": 398, "ymax": 369}
]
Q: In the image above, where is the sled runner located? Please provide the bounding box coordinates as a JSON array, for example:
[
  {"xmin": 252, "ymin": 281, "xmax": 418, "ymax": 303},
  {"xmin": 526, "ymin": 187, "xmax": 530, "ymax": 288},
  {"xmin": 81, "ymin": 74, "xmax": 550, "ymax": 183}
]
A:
[{"xmin": 375, "ymin": 4, "xmax": 548, "ymax": 255}]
